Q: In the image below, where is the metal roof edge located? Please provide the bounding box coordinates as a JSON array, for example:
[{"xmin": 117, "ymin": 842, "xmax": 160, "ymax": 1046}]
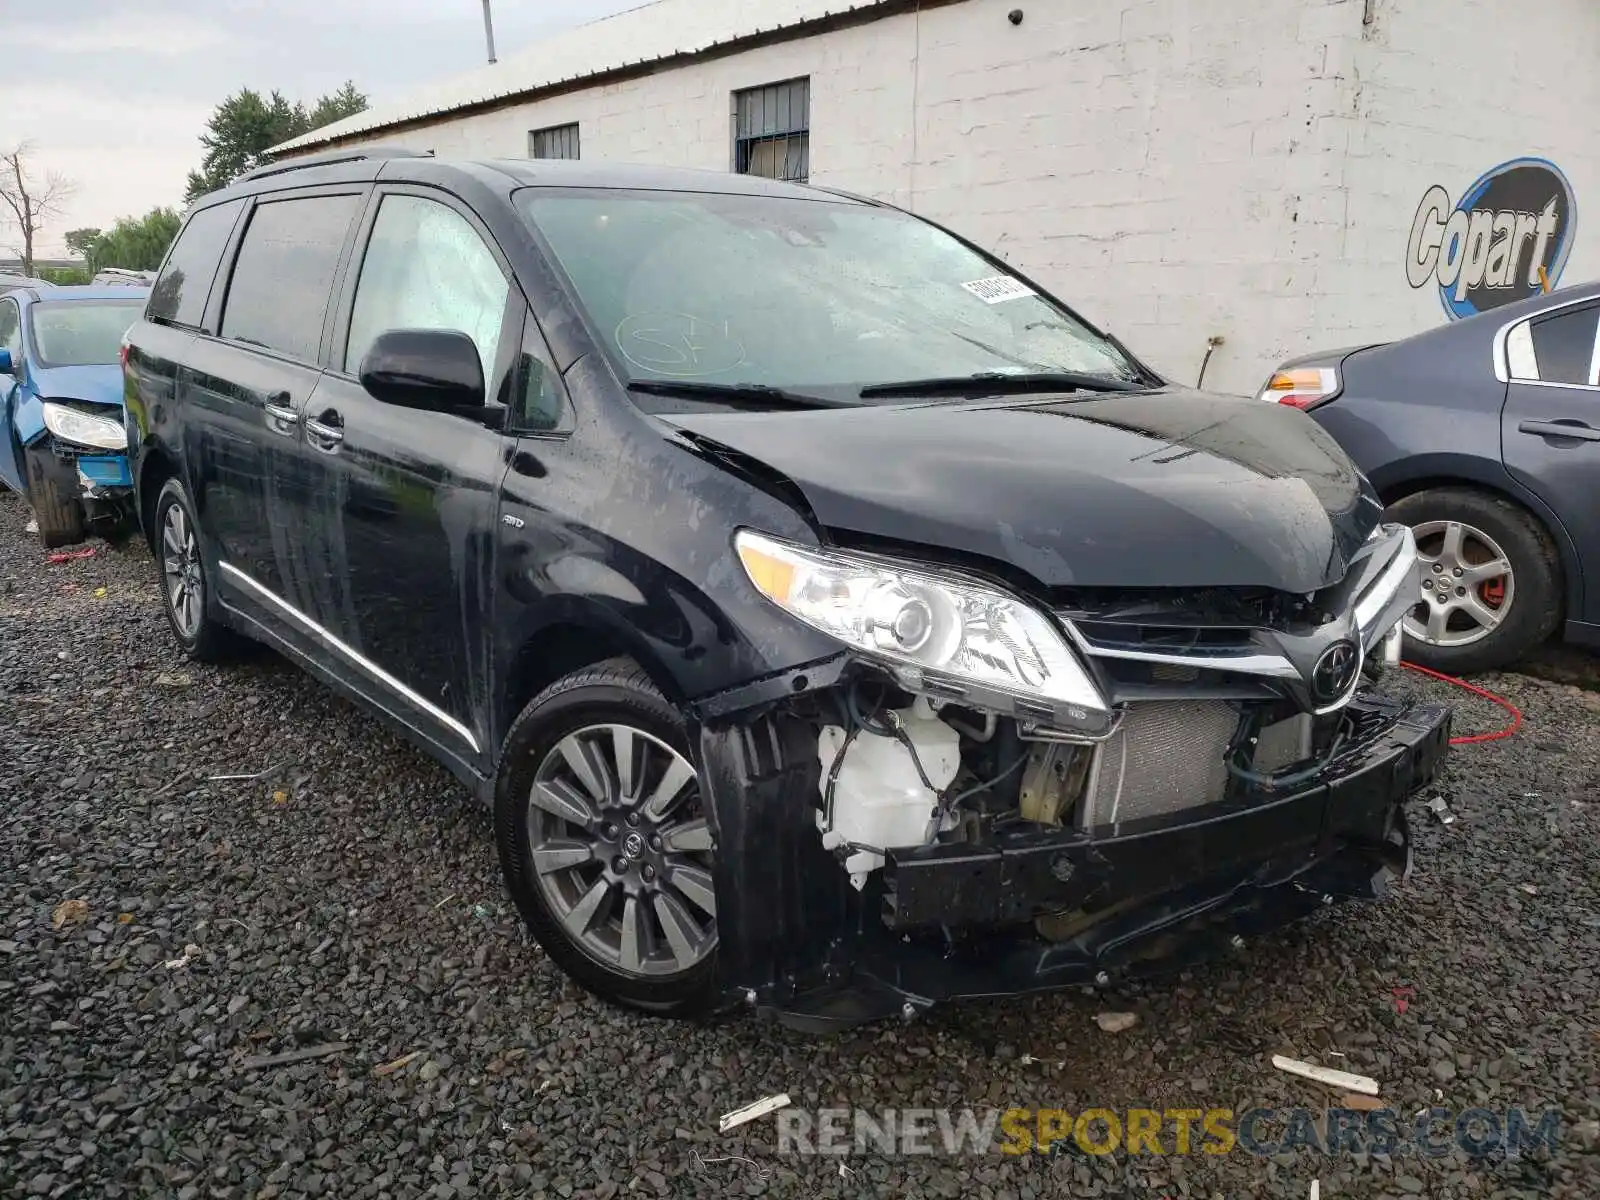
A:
[{"xmin": 268, "ymin": 0, "xmax": 947, "ymax": 158}]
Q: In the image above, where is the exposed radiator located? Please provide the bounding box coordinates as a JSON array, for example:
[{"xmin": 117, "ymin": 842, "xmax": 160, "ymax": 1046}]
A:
[{"xmin": 1080, "ymin": 700, "xmax": 1239, "ymax": 827}]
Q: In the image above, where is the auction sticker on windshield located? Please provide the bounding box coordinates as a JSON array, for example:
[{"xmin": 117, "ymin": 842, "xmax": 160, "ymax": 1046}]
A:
[{"xmin": 961, "ymin": 276, "xmax": 1036, "ymax": 304}]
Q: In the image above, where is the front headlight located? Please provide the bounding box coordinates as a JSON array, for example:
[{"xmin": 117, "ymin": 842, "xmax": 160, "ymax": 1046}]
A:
[
  {"xmin": 41, "ymin": 401, "xmax": 127, "ymax": 451},
  {"xmin": 735, "ymin": 530, "xmax": 1109, "ymax": 726},
  {"xmin": 1355, "ymin": 525, "xmax": 1420, "ymax": 645}
]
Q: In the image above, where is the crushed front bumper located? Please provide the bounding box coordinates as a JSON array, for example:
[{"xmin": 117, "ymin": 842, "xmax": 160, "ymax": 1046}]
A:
[
  {"xmin": 74, "ymin": 453, "xmax": 133, "ymax": 495},
  {"xmin": 698, "ymin": 692, "xmax": 1450, "ymax": 1030}
]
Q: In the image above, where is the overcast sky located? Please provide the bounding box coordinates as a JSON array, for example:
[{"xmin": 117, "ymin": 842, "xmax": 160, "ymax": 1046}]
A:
[{"xmin": 2, "ymin": 0, "xmax": 642, "ymax": 257}]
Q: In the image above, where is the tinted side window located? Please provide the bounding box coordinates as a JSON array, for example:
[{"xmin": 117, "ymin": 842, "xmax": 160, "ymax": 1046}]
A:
[
  {"xmin": 221, "ymin": 194, "xmax": 361, "ymax": 363},
  {"xmin": 344, "ymin": 195, "xmax": 509, "ymax": 385},
  {"xmin": 147, "ymin": 200, "xmax": 243, "ymax": 330},
  {"xmin": 1529, "ymin": 306, "xmax": 1599, "ymax": 386}
]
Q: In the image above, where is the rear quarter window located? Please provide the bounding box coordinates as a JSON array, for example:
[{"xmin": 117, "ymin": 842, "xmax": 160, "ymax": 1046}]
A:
[
  {"xmin": 1528, "ymin": 305, "xmax": 1600, "ymax": 386},
  {"xmin": 147, "ymin": 200, "xmax": 244, "ymax": 331}
]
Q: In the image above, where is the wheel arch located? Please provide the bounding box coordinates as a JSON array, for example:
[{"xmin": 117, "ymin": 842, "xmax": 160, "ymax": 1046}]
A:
[
  {"xmin": 1369, "ymin": 458, "xmax": 1582, "ymax": 621},
  {"xmin": 135, "ymin": 444, "xmax": 180, "ymax": 552},
  {"xmin": 496, "ymin": 613, "xmax": 689, "ymax": 762}
]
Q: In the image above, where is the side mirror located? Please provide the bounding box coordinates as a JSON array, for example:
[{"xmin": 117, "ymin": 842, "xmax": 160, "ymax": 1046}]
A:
[
  {"xmin": 0, "ymin": 348, "xmax": 12, "ymax": 375},
  {"xmin": 358, "ymin": 328, "xmax": 486, "ymax": 412}
]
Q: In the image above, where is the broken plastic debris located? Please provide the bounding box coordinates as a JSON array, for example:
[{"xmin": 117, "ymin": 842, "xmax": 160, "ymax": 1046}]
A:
[
  {"xmin": 1519, "ymin": 883, "xmax": 1538, "ymax": 895},
  {"xmin": 51, "ymin": 899, "xmax": 90, "ymax": 929},
  {"xmin": 164, "ymin": 943, "xmax": 201, "ymax": 969},
  {"xmin": 1094, "ymin": 1011, "xmax": 1138, "ymax": 1033},
  {"xmin": 719, "ymin": 1093, "xmax": 792, "ymax": 1133},
  {"xmin": 154, "ymin": 672, "xmax": 193, "ymax": 687},
  {"xmin": 93, "ymin": 586, "xmax": 107, "ymax": 599},
  {"xmin": 373, "ymin": 1050, "xmax": 423, "ymax": 1077},
  {"xmin": 1271, "ymin": 1054, "xmax": 1379, "ymax": 1097},
  {"xmin": 1391, "ymin": 984, "xmax": 1416, "ymax": 1015},
  {"xmin": 46, "ymin": 546, "xmax": 96, "ymax": 564},
  {"xmin": 25, "ymin": 517, "xmax": 38, "ymax": 534},
  {"xmin": 1424, "ymin": 796, "xmax": 1456, "ymax": 825},
  {"xmin": 473, "ymin": 903, "xmax": 492, "ymax": 919}
]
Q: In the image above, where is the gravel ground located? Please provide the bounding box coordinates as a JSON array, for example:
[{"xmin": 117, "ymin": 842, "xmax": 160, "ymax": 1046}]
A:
[{"xmin": 2, "ymin": 487, "xmax": 1597, "ymax": 1200}]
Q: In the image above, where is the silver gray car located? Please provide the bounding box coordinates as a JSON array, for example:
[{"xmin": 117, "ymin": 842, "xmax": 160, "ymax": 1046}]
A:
[{"xmin": 1265, "ymin": 280, "xmax": 1600, "ymax": 673}]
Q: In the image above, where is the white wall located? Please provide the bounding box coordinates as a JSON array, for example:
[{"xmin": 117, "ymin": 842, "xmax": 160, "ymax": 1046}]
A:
[
  {"xmin": 1329, "ymin": 0, "xmax": 1600, "ymax": 350},
  {"xmin": 322, "ymin": 0, "xmax": 1599, "ymax": 394}
]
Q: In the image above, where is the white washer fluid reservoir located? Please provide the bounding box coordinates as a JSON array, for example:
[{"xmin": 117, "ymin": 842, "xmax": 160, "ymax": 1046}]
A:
[{"xmin": 816, "ymin": 696, "xmax": 962, "ymax": 890}]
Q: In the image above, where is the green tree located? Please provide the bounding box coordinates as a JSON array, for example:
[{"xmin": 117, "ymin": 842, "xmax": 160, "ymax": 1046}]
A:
[
  {"xmin": 36, "ymin": 265, "xmax": 91, "ymax": 285},
  {"xmin": 308, "ymin": 82, "xmax": 368, "ymax": 130},
  {"xmin": 85, "ymin": 208, "xmax": 183, "ymax": 273},
  {"xmin": 184, "ymin": 82, "xmax": 368, "ymax": 202},
  {"xmin": 63, "ymin": 227, "xmax": 101, "ymax": 260}
]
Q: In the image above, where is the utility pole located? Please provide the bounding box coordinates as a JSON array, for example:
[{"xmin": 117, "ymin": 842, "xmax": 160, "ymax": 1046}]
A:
[{"xmin": 481, "ymin": 0, "xmax": 498, "ymax": 64}]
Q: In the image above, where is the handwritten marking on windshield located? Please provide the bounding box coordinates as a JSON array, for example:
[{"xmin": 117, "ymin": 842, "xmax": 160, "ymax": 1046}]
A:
[{"xmin": 616, "ymin": 311, "xmax": 747, "ymax": 377}]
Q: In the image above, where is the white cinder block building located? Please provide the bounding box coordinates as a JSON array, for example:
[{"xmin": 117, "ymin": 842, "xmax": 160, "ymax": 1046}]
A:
[{"xmin": 273, "ymin": 0, "xmax": 1599, "ymax": 396}]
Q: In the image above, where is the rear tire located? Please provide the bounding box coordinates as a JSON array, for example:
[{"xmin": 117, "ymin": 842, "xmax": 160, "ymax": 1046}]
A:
[
  {"xmin": 1386, "ymin": 487, "xmax": 1560, "ymax": 673},
  {"xmin": 495, "ymin": 658, "xmax": 722, "ymax": 1019},
  {"xmin": 23, "ymin": 445, "xmax": 85, "ymax": 549},
  {"xmin": 153, "ymin": 477, "xmax": 242, "ymax": 663}
]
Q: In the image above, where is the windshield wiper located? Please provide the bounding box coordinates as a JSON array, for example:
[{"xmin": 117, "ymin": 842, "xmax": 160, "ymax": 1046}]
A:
[
  {"xmin": 626, "ymin": 379, "xmax": 839, "ymax": 410},
  {"xmin": 859, "ymin": 371, "xmax": 1146, "ymax": 399}
]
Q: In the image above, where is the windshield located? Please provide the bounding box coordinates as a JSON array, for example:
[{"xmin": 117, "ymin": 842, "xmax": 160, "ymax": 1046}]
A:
[
  {"xmin": 28, "ymin": 301, "xmax": 144, "ymax": 368},
  {"xmin": 517, "ymin": 189, "xmax": 1141, "ymax": 397}
]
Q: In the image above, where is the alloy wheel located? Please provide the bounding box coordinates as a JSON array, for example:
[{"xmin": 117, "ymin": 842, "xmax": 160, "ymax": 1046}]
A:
[
  {"xmin": 526, "ymin": 723, "xmax": 716, "ymax": 978},
  {"xmin": 1404, "ymin": 519, "xmax": 1514, "ymax": 648},
  {"xmin": 161, "ymin": 503, "xmax": 204, "ymax": 639}
]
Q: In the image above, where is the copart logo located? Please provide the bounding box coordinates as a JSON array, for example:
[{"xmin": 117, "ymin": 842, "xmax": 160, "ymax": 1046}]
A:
[{"xmin": 1407, "ymin": 158, "xmax": 1577, "ymax": 320}]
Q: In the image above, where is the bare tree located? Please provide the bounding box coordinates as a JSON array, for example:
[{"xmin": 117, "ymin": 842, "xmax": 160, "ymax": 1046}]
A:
[{"xmin": 0, "ymin": 143, "xmax": 76, "ymax": 277}]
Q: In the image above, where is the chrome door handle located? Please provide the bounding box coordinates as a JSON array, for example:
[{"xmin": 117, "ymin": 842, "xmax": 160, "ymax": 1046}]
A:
[
  {"xmin": 305, "ymin": 416, "xmax": 344, "ymax": 451},
  {"xmin": 1518, "ymin": 418, "xmax": 1600, "ymax": 442},
  {"xmin": 264, "ymin": 391, "xmax": 300, "ymax": 436}
]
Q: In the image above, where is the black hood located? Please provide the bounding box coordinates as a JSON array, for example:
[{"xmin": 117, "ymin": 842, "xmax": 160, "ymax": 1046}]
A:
[{"xmin": 664, "ymin": 387, "xmax": 1383, "ymax": 594}]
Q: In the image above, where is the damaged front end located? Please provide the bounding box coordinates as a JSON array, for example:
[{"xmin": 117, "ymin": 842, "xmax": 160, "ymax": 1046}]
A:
[
  {"xmin": 695, "ymin": 524, "xmax": 1449, "ymax": 1029},
  {"xmin": 24, "ymin": 400, "xmax": 137, "ymax": 537}
]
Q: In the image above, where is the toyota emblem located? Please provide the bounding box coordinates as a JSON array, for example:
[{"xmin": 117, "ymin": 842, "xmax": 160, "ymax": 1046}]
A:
[{"xmin": 1311, "ymin": 640, "xmax": 1360, "ymax": 703}]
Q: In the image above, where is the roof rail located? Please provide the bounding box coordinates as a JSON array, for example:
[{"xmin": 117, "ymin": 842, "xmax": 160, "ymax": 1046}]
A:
[{"xmin": 239, "ymin": 145, "xmax": 435, "ymax": 183}]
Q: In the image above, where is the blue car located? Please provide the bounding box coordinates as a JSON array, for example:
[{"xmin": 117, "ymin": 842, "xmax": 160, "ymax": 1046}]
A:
[{"xmin": 0, "ymin": 284, "xmax": 149, "ymax": 546}]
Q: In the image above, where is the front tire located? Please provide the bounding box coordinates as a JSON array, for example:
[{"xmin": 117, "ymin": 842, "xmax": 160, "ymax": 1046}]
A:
[
  {"xmin": 24, "ymin": 445, "xmax": 85, "ymax": 549},
  {"xmin": 1387, "ymin": 487, "xmax": 1561, "ymax": 673},
  {"xmin": 495, "ymin": 659, "xmax": 721, "ymax": 1018},
  {"xmin": 153, "ymin": 477, "xmax": 240, "ymax": 662}
]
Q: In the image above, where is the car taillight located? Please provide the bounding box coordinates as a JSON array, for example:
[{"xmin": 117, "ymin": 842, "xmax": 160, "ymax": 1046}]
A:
[
  {"xmin": 119, "ymin": 341, "xmax": 131, "ymax": 369},
  {"xmin": 1258, "ymin": 367, "xmax": 1340, "ymax": 410}
]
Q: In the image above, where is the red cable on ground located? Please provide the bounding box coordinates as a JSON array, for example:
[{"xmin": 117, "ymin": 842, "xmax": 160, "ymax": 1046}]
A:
[{"xmin": 1399, "ymin": 660, "xmax": 1522, "ymax": 745}]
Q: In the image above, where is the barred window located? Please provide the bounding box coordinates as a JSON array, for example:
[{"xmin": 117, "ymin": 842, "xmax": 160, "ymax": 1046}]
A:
[
  {"xmin": 529, "ymin": 123, "xmax": 580, "ymax": 160},
  {"xmin": 733, "ymin": 78, "xmax": 809, "ymax": 183}
]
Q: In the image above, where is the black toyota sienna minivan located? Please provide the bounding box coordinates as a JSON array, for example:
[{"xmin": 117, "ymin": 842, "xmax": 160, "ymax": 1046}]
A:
[{"xmin": 123, "ymin": 150, "xmax": 1449, "ymax": 1028}]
